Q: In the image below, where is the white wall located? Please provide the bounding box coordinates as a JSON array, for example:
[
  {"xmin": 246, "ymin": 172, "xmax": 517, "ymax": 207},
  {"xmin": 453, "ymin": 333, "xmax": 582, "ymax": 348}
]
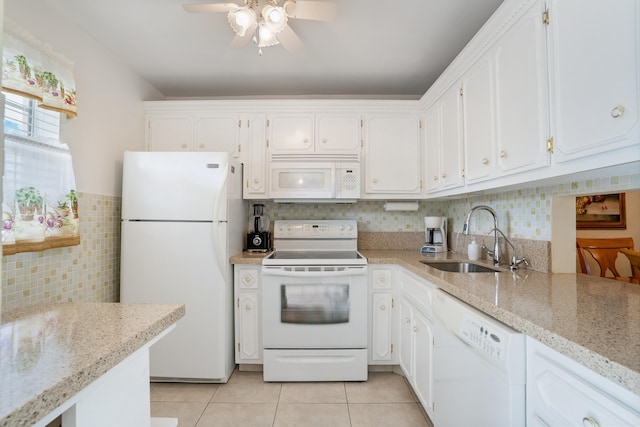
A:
[{"xmin": 5, "ymin": 0, "xmax": 164, "ymax": 196}]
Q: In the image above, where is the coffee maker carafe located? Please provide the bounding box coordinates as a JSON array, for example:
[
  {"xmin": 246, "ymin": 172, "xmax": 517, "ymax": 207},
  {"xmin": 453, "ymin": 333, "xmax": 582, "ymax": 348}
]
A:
[
  {"xmin": 421, "ymin": 216, "xmax": 448, "ymax": 254},
  {"xmin": 247, "ymin": 204, "xmax": 271, "ymax": 252}
]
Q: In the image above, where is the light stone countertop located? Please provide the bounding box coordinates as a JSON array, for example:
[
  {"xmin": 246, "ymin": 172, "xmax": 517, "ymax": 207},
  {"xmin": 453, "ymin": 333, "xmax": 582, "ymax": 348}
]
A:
[
  {"xmin": 231, "ymin": 249, "xmax": 640, "ymax": 396},
  {"xmin": 0, "ymin": 302, "xmax": 185, "ymax": 427}
]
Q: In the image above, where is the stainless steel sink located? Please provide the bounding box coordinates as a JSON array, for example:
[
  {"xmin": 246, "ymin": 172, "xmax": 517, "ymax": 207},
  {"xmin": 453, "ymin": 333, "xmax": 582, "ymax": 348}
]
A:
[{"xmin": 420, "ymin": 261, "xmax": 500, "ymax": 273}]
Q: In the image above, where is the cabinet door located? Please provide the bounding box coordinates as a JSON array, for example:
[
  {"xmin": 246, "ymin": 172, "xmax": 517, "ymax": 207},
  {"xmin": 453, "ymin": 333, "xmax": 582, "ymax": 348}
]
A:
[
  {"xmin": 439, "ymin": 85, "xmax": 465, "ymax": 189},
  {"xmin": 371, "ymin": 293, "xmax": 393, "ymax": 362},
  {"xmin": 147, "ymin": 116, "xmax": 192, "ymax": 151},
  {"xmin": 236, "ymin": 292, "xmax": 261, "ymax": 362},
  {"xmin": 527, "ymin": 337, "xmax": 640, "ymax": 427},
  {"xmin": 243, "ymin": 115, "xmax": 267, "ymax": 198},
  {"xmin": 194, "ymin": 115, "xmax": 240, "ymax": 156},
  {"xmin": 462, "ymin": 57, "xmax": 496, "ymax": 183},
  {"xmin": 424, "ymin": 103, "xmax": 442, "ymax": 193},
  {"xmin": 398, "ymin": 298, "xmax": 413, "ymax": 378},
  {"xmin": 548, "ymin": 0, "xmax": 640, "ymax": 162},
  {"xmin": 365, "ymin": 116, "xmax": 422, "ymax": 194},
  {"xmin": 268, "ymin": 114, "xmax": 314, "ymax": 153},
  {"xmin": 413, "ymin": 310, "xmax": 434, "ymax": 419},
  {"xmin": 316, "ymin": 115, "xmax": 361, "ymax": 153},
  {"xmin": 495, "ymin": 0, "xmax": 550, "ymax": 174}
]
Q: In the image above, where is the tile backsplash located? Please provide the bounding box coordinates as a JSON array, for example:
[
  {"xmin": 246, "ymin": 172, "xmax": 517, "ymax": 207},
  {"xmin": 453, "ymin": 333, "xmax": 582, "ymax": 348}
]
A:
[
  {"xmin": 1, "ymin": 192, "xmax": 121, "ymax": 310},
  {"xmin": 2, "ymin": 172, "xmax": 638, "ymax": 310}
]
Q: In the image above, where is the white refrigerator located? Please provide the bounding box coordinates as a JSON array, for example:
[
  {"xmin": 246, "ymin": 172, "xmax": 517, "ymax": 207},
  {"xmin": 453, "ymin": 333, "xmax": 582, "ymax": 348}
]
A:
[{"xmin": 120, "ymin": 151, "xmax": 245, "ymax": 382}]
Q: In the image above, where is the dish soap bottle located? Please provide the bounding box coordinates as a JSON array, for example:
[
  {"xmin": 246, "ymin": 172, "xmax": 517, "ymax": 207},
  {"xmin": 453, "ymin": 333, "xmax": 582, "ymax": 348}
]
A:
[{"xmin": 468, "ymin": 238, "xmax": 481, "ymax": 260}]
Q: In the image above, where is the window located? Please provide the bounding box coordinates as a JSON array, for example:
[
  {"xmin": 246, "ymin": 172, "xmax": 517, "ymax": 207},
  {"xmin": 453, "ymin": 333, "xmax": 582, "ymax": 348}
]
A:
[
  {"xmin": 2, "ymin": 91, "xmax": 79, "ymax": 255},
  {"xmin": 4, "ymin": 92, "xmax": 60, "ymax": 141}
]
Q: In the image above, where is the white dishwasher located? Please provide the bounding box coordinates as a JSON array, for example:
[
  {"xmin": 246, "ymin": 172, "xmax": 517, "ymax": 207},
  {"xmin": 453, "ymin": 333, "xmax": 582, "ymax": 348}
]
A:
[{"xmin": 432, "ymin": 289, "xmax": 525, "ymax": 427}]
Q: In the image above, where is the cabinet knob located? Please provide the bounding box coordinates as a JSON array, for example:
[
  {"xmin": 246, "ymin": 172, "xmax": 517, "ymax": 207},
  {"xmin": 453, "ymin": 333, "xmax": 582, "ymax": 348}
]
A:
[
  {"xmin": 499, "ymin": 150, "xmax": 507, "ymax": 158},
  {"xmin": 303, "ymin": 138, "xmax": 310, "ymax": 144},
  {"xmin": 482, "ymin": 158, "xmax": 489, "ymax": 165},
  {"xmin": 181, "ymin": 143, "xmax": 188, "ymax": 149},
  {"xmin": 372, "ymin": 178, "xmax": 378, "ymax": 184},
  {"xmin": 253, "ymin": 178, "xmax": 260, "ymax": 184},
  {"xmin": 245, "ymin": 304, "xmax": 252, "ymax": 311},
  {"xmin": 199, "ymin": 143, "xmax": 204, "ymax": 148},
  {"xmin": 582, "ymin": 417, "xmax": 600, "ymax": 427},
  {"xmin": 243, "ymin": 275, "xmax": 252, "ymax": 283},
  {"xmin": 380, "ymin": 304, "xmax": 386, "ymax": 311},
  {"xmin": 378, "ymin": 275, "xmax": 386, "ymax": 283},
  {"xmin": 433, "ymin": 176, "xmax": 438, "ymax": 181},
  {"xmin": 321, "ymin": 138, "xmax": 327, "ymax": 144},
  {"xmin": 405, "ymin": 317, "xmax": 410, "ymax": 323},
  {"xmin": 441, "ymin": 172, "xmax": 447, "ymax": 178},
  {"xmin": 611, "ymin": 105, "xmax": 625, "ymax": 118},
  {"xmin": 413, "ymin": 326, "xmax": 418, "ymax": 332}
]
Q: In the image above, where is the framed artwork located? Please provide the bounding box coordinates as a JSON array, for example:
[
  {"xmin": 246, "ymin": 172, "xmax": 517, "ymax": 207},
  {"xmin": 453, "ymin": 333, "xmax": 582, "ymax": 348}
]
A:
[{"xmin": 576, "ymin": 193, "xmax": 626, "ymax": 229}]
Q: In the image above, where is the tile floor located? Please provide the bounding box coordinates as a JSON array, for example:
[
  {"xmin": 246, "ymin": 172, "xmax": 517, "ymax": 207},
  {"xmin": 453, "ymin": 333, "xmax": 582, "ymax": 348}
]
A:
[{"xmin": 150, "ymin": 369, "xmax": 434, "ymax": 427}]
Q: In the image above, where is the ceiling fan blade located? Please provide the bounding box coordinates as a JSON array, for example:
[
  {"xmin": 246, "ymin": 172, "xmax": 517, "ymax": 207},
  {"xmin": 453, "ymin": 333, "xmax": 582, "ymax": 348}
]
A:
[
  {"xmin": 183, "ymin": 3, "xmax": 239, "ymax": 13},
  {"xmin": 284, "ymin": 1, "xmax": 337, "ymax": 21},
  {"xmin": 231, "ymin": 22, "xmax": 257, "ymax": 48},
  {"xmin": 277, "ymin": 25, "xmax": 303, "ymax": 52}
]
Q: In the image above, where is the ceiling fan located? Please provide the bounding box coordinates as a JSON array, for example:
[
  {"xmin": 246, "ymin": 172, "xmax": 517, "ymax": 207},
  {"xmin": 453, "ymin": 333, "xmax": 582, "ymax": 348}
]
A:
[{"xmin": 183, "ymin": 0, "xmax": 337, "ymax": 54}]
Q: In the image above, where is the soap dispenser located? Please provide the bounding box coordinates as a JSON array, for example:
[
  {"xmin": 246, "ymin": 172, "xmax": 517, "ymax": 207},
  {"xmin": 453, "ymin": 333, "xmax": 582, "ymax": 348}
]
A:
[{"xmin": 468, "ymin": 238, "xmax": 481, "ymax": 260}]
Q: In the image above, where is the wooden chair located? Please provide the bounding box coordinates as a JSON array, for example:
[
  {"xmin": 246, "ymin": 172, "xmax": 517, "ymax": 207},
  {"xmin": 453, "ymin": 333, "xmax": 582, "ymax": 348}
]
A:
[
  {"xmin": 576, "ymin": 237, "xmax": 635, "ymax": 281},
  {"xmin": 619, "ymin": 248, "xmax": 640, "ymax": 284}
]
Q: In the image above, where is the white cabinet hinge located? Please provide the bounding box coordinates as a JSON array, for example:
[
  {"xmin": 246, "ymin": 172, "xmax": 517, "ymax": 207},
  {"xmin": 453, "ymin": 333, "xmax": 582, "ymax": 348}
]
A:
[
  {"xmin": 238, "ymin": 144, "xmax": 241, "ymax": 153},
  {"xmin": 247, "ymin": 119, "xmax": 250, "ymax": 127},
  {"xmin": 360, "ymin": 119, "xmax": 363, "ymax": 127},
  {"xmin": 266, "ymin": 119, "xmax": 270, "ymax": 127},
  {"xmin": 390, "ymin": 343, "xmax": 394, "ymax": 354},
  {"xmin": 237, "ymin": 343, "xmax": 240, "ymax": 352},
  {"xmin": 419, "ymin": 120, "xmax": 423, "ymax": 129},
  {"xmin": 238, "ymin": 119, "xmax": 241, "ymax": 128},
  {"xmin": 361, "ymin": 139, "xmax": 363, "ymax": 148},
  {"xmin": 459, "ymin": 88, "xmax": 463, "ymax": 96},
  {"xmin": 236, "ymin": 297, "xmax": 240, "ymax": 308},
  {"xmin": 391, "ymin": 298, "xmax": 394, "ymax": 309},
  {"xmin": 542, "ymin": 8, "xmax": 550, "ymax": 25},
  {"xmin": 546, "ymin": 137, "xmax": 554, "ymax": 153},
  {"xmin": 267, "ymin": 139, "xmax": 270, "ymax": 148}
]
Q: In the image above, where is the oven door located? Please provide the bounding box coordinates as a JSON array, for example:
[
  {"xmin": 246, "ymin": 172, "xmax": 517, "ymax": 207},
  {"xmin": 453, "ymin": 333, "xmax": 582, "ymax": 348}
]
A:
[{"xmin": 261, "ymin": 265, "xmax": 368, "ymax": 349}]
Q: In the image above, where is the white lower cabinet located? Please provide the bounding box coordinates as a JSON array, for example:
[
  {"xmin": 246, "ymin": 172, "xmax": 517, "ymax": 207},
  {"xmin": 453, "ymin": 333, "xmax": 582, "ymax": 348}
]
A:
[
  {"xmin": 526, "ymin": 337, "xmax": 640, "ymax": 427},
  {"xmin": 369, "ymin": 267, "xmax": 395, "ymax": 364},
  {"xmin": 234, "ymin": 266, "xmax": 262, "ymax": 364},
  {"xmin": 398, "ymin": 271, "xmax": 436, "ymax": 420}
]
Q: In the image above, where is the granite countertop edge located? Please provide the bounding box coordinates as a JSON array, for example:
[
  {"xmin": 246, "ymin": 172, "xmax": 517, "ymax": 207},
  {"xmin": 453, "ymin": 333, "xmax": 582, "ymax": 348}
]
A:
[
  {"xmin": 0, "ymin": 303, "xmax": 185, "ymax": 427},
  {"xmin": 231, "ymin": 249, "xmax": 640, "ymax": 396}
]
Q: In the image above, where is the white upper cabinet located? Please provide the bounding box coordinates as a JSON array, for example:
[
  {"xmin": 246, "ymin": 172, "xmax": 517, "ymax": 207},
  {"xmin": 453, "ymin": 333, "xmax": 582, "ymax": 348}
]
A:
[
  {"xmin": 463, "ymin": 0, "xmax": 550, "ymax": 185},
  {"xmin": 494, "ymin": 0, "xmax": 550, "ymax": 174},
  {"xmin": 243, "ymin": 115, "xmax": 268, "ymax": 199},
  {"xmin": 268, "ymin": 113, "xmax": 361, "ymax": 154},
  {"xmin": 364, "ymin": 115, "xmax": 422, "ymax": 196},
  {"xmin": 316, "ymin": 114, "xmax": 362, "ymax": 153},
  {"xmin": 146, "ymin": 113, "xmax": 241, "ymax": 157},
  {"xmin": 425, "ymin": 85, "xmax": 464, "ymax": 193},
  {"xmin": 547, "ymin": 0, "xmax": 640, "ymax": 163},
  {"xmin": 193, "ymin": 115, "xmax": 241, "ymax": 154},
  {"xmin": 462, "ymin": 57, "xmax": 496, "ymax": 183},
  {"xmin": 147, "ymin": 115, "xmax": 192, "ymax": 152}
]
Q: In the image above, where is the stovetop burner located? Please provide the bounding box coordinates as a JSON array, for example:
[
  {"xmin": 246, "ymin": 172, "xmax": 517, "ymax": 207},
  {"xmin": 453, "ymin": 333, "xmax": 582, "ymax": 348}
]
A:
[{"xmin": 262, "ymin": 220, "xmax": 367, "ymax": 266}]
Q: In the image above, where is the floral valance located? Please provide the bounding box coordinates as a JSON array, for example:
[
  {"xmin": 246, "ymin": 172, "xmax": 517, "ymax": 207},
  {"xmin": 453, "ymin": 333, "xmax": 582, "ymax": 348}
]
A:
[{"xmin": 2, "ymin": 22, "xmax": 77, "ymax": 118}]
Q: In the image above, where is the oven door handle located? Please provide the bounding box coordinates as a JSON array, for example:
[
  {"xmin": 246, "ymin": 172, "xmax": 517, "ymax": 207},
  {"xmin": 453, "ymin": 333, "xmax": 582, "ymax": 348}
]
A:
[{"xmin": 261, "ymin": 268, "xmax": 367, "ymax": 278}]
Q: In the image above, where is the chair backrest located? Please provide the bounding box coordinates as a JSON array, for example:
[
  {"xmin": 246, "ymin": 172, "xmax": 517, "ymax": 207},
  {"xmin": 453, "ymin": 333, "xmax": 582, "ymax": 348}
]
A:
[
  {"xmin": 576, "ymin": 237, "xmax": 634, "ymax": 277},
  {"xmin": 620, "ymin": 248, "xmax": 640, "ymax": 280}
]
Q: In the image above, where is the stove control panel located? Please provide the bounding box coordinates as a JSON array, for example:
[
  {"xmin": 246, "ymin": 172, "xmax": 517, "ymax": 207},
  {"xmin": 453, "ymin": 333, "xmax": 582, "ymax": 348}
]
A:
[{"xmin": 274, "ymin": 220, "xmax": 357, "ymax": 239}]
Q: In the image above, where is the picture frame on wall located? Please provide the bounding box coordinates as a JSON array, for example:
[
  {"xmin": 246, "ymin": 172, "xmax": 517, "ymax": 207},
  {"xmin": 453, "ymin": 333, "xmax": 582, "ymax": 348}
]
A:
[{"xmin": 576, "ymin": 193, "xmax": 626, "ymax": 229}]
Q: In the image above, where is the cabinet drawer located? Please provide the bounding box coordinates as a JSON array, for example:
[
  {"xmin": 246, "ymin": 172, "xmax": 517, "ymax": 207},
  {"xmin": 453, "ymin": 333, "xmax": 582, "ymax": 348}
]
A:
[
  {"xmin": 527, "ymin": 338, "xmax": 640, "ymax": 427},
  {"xmin": 400, "ymin": 271, "xmax": 435, "ymax": 314},
  {"xmin": 237, "ymin": 268, "xmax": 259, "ymax": 289},
  {"xmin": 371, "ymin": 269, "xmax": 392, "ymax": 289}
]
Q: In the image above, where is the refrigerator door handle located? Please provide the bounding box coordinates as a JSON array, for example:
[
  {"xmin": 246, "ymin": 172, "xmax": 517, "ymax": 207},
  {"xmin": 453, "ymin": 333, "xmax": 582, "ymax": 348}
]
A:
[{"xmin": 212, "ymin": 163, "xmax": 230, "ymax": 280}]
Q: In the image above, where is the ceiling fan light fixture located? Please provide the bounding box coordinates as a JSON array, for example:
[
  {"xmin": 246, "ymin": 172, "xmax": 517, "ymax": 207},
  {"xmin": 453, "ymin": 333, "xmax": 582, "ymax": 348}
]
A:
[
  {"xmin": 258, "ymin": 23, "xmax": 280, "ymax": 47},
  {"xmin": 262, "ymin": 5, "xmax": 288, "ymax": 33},
  {"xmin": 227, "ymin": 7, "xmax": 257, "ymax": 36}
]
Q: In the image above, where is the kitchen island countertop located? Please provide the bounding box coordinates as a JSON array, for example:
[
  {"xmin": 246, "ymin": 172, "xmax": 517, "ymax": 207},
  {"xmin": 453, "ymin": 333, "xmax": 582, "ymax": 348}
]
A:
[
  {"xmin": 231, "ymin": 249, "xmax": 640, "ymax": 396},
  {"xmin": 0, "ymin": 302, "xmax": 185, "ymax": 426}
]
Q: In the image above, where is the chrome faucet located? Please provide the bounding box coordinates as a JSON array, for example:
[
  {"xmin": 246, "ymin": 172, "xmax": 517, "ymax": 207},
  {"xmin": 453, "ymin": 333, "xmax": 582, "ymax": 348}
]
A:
[
  {"xmin": 462, "ymin": 205, "xmax": 501, "ymax": 265},
  {"xmin": 489, "ymin": 228, "xmax": 529, "ymax": 270}
]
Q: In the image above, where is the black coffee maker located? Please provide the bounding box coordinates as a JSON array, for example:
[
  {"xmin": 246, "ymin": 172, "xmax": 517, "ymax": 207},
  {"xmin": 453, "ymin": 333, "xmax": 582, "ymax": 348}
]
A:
[{"xmin": 246, "ymin": 204, "xmax": 271, "ymax": 252}]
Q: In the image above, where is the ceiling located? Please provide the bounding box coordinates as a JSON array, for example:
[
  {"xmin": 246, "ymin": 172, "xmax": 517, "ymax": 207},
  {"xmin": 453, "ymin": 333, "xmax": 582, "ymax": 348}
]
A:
[{"xmin": 45, "ymin": 0, "xmax": 503, "ymax": 99}]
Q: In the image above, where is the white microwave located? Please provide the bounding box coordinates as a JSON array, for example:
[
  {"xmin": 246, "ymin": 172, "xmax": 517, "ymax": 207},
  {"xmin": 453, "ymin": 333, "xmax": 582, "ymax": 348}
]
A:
[{"xmin": 269, "ymin": 154, "xmax": 360, "ymax": 202}]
